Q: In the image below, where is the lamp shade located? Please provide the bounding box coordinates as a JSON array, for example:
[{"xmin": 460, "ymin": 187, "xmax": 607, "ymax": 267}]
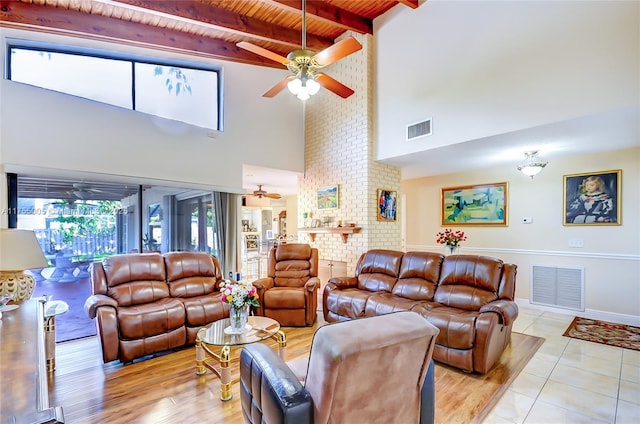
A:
[{"xmin": 0, "ymin": 229, "xmax": 49, "ymax": 271}]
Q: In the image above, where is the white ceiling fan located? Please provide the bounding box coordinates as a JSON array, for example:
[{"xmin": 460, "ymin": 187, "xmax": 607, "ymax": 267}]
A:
[{"xmin": 237, "ymin": 0, "xmax": 362, "ymax": 100}]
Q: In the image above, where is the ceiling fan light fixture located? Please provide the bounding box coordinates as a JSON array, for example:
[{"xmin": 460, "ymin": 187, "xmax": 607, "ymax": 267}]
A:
[
  {"xmin": 287, "ymin": 77, "xmax": 302, "ymax": 95},
  {"xmin": 297, "ymin": 87, "xmax": 311, "ymax": 101},
  {"xmin": 288, "ymin": 71, "xmax": 319, "ymax": 100},
  {"xmin": 306, "ymin": 78, "xmax": 320, "ymax": 95},
  {"xmin": 517, "ymin": 151, "xmax": 548, "ymax": 179}
]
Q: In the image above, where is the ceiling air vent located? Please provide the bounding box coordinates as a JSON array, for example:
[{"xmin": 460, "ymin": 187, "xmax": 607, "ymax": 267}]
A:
[{"xmin": 406, "ymin": 118, "xmax": 432, "ymax": 141}]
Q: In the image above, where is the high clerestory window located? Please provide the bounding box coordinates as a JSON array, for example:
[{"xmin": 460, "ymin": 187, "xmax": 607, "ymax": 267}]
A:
[{"xmin": 7, "ymin": 41, "xmax": 222, "ymax": 130}]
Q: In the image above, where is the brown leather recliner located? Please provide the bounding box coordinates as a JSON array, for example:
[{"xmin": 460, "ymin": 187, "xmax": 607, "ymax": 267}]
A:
[
  {"xmin": 414, "ymin": 255, "xmax": 519, "ymax": 374},
  {"xmin": 240, "ymin": 311, "xmax": 439, "ymax": 424},
  {"xmin": 164, "ymin": 252, "xmax": 228, "ymax": 344},
  {"xmin": 252, "ymin": 243, "xmax": 319, "ymax": 326}
]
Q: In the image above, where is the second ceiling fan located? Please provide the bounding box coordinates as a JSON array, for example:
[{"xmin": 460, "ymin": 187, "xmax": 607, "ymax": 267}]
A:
[
  {"xmin": 237, "ymin": 0, "xmax": 362, "ymax": 100},
  {"xmin": 250, "ymin": 185, "xmax": 282, "ymax": 200}
]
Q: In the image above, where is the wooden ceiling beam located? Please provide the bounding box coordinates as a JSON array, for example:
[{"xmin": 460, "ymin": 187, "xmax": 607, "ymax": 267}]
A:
[
  {"xmin": 110, "ymin": 0, "xmax": 333, "ymax": 51},
  {"xmin": 396, "ymin": 0, "xmax": 420, "ymax": 9},
  {"xmin": 0, "ymin": 1, "xmax": 284, "ymax": 68},
  {"xmin": 264, "ymin": 0, "xmax": 373, "ymax": 35}
]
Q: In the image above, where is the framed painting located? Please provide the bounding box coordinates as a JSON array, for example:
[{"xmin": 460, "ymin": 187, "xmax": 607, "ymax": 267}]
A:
[
  {"xmin": 441, "ymin": 182, "xmax": 508, "ymax": 226},
  {"xmin": 377, "ymin": 189, "xmax": 398, "ymax": 222},
  {"xmin": 317, "ymin": 185, "xmax": 339, "ymax": 210},
  {"xmin": 563, "ymin": 170, "xmax": 621, "ymax": 226}
]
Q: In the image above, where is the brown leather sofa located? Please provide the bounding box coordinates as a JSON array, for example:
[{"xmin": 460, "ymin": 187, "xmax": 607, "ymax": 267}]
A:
[
  {"xmin": 252, "ymin": 243, "xmax": 319, "ymax": 326},
  {"xmin": 84, "ymin": 251, "xmax": 229, "ymax": 363},
  {"xmin": 323, "ymin": 250, "xmax": 518, "ymax": 374}
]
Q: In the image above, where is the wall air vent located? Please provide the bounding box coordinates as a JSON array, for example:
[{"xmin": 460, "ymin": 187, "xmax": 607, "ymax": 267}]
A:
[
  {"xmin": 406, "ymin": 118, "xmax": 432, "ymax": 141},
  {"xmin": 531, "ymin": 265, "xmax": 584, "ymax": 311}
]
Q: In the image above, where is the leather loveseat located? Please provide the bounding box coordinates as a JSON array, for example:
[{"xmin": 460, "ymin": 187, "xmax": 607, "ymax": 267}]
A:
[
  {"xmin": 323, "ymin": 250, "xmax": 518, "ymax": 374},
  {"xmin": 84, "ymin": 251, "xmax": 229, "ymax": 363}
]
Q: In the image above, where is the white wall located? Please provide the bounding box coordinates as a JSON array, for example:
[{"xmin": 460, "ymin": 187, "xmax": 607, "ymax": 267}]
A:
[
  {"xmin": 0, "ymin": 28, "xmax": 304, "ymax": 213},
  {"xmin": 402, "ymin": 147, "xmax": 640, "ymax": 324},
  {"xmin": 375, "ymin": 0, "xmax": 639, "ymax": 160},
  {"xmin": 285, "ymin": 195, "xmax": 298, "ymax": 238}
]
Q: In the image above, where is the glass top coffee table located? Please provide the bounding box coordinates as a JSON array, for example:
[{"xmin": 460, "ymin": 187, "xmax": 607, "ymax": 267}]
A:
[{"xmin": 195, "ymin": 315, "xmax": 286, "ymax": 401}]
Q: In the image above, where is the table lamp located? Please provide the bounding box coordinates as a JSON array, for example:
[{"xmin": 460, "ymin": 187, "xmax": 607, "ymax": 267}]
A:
[{"xmin": 0, "ymin": 229, "xmax": 49, "ymax": 307}]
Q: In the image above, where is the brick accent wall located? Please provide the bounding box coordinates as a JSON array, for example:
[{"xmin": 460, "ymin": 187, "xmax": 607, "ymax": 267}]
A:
[{"xmin": 299, "ymin": 33, "xmax": 402, "ymax": 274}]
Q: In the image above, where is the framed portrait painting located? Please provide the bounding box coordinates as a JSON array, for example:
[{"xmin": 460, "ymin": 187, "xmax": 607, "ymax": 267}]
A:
[
  {"xmin": 317, "ymin": 185, "xmax": 339, "ymax": 210},
  {"xmin": 441, "ymin": 182, "xmax": 508, "ymax": 226},
  {"xmin": 377, "ymin": 189, "xmax": 397, "ymax": 222},
  {"xmin": 563, "ymin": 170, "xmax": 621, "ymax": 226}
]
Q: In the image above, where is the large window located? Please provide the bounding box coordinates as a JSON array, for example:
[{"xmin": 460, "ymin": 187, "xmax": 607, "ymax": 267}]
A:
[{"xmin": 7, "ymin": 42, "xmax": 221, "ymax": 130}]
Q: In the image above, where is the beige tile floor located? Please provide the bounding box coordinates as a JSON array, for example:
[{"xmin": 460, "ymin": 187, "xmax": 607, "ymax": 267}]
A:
[{"xmin": 483, "ymin": 305, "xmax": 640, "ymax": 424}]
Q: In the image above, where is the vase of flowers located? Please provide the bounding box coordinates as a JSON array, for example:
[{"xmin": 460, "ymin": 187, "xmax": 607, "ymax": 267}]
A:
[
  {"xmin": 436, "ymin": 228, "xmax": 467, "ymax": 255},
  {"xmin": 219, "ymin": 280, "xmax": 260, "ymax": 334},
  {"xmin": 229, "ymin": 304, "xmax": 250, "ymax": 333}
]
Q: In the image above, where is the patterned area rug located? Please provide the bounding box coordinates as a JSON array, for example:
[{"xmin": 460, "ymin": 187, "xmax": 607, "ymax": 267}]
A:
[{"xmin": 563, "ymin": 316, "xmax": 640, "ymax": 351}]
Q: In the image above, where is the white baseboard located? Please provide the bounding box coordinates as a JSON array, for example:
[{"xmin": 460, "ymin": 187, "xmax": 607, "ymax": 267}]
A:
[{"xmin": 516, "ymin": 298, "xmax": 640, "ymax": 327}]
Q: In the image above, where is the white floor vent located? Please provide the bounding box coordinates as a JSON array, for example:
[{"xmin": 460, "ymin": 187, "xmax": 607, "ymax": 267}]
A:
[{"xmin": 531, "ymin": 265, "xmax": 584, "ymax": 311}]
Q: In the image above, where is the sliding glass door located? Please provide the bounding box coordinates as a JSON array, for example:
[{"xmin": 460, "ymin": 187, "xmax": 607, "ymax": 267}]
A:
[{"xmin": 175, "ymin": 193, "xmax": 218, "ymax": 256}]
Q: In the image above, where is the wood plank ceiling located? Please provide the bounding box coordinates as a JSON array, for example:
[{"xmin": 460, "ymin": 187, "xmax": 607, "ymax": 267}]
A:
[{"xmin": 0, "ymin": 0, "xmax": 420, "ymax": 68}]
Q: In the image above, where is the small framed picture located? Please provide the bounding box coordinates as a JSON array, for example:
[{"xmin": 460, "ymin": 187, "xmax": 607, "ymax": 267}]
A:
[
  {"xmin": 377, "ymin": 189, "xmax": 398, "ymax": 222},
  {"xmin": 311, "ymin": 219, "xmax": 321, "ymax": 228},
  {"xmin": 441, "ymin": 182, "xmax": 508, "ymax": 226},
  {"xmin": 317, "ymin": 185, "xmax": 339, "ymax": 210},
  {"xmin": 563, "ymin": 170, "xmax": 621, "ymax": 225}
]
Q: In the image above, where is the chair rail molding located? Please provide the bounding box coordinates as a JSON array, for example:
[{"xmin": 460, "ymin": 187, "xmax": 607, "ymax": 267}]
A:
[{"xmin": 405, "ymin": 245, "xmax": 640, "ymax": 262}]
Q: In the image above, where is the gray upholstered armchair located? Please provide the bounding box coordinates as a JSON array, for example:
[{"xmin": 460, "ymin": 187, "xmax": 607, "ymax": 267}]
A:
[{"xmin": 239, "ymin": 311, "xmax": 439, "ymax": 424}]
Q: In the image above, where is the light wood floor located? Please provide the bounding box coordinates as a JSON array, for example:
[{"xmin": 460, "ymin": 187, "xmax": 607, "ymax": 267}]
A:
[{"xmin": 48, "ymin": 313, "xmax": 543, "ymax": 424}]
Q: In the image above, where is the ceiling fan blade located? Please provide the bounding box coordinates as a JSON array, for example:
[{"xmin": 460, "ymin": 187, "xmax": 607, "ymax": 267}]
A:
[
  {"xmin": 264, "ymin": 193, "xmax": 282, "ymax": 200},
  {"xmin": 237, "ymin": 41, "xmax": 290, "ymax": 65},
  {"xmin": 72, "ymin": 190, "xmax": 92, "ymax": 200},
  {"xmin": 316, "ymin": 73, "xmax": 355, "ymax": 99},
  {"xmin": 263, "ymin": 76, "xmax": 294, "ymax": 98},
  {"xmin": 312, "ymin": 36, "xmax": 362, "ymax": 67}
]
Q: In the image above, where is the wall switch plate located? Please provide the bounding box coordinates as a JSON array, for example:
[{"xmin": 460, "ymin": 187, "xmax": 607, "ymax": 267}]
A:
[
  {"xmin": 568, "ymin": 238, "xmax": 584, "ymax": 248},
  {"xmin": 522, "ymin": 217, "xmax": 533, "ymax": 224}
]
